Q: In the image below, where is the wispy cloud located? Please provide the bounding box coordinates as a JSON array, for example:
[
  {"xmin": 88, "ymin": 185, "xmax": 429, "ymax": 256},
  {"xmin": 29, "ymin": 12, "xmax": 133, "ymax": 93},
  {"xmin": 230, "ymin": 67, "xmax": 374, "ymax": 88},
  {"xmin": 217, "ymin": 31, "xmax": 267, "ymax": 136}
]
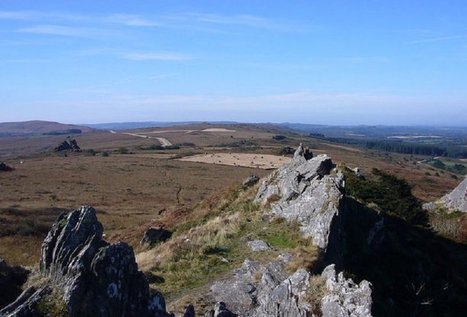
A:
[
  {"xmin": 18, "ymin": 24, "xmax": 101, "ymax": 38},
  {"xmin": 171, "ymin": 12, "xmax": 314, "ymax": 32},
  {"xmin": 121, "ymin": 52, "xmax": 194, "ymax": 61},
  {"xmin": 104, "ymin": 14, "xmax": 159, "ymax": 27},
  {"xmin": 1, "ymin": 10, "xmax": 313, "ymax": 33},
  {"xmin": 409, "ymin": 35, "xmax": 466, "ymax": 44}
]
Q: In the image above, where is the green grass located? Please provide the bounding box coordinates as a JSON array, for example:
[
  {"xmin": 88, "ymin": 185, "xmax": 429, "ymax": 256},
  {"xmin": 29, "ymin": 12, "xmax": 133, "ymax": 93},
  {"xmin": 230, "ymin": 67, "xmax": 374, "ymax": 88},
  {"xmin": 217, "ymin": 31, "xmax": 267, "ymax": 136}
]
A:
[{"xmin": 147, "ymin": 186, "xmax": 314, "ymax": 300}]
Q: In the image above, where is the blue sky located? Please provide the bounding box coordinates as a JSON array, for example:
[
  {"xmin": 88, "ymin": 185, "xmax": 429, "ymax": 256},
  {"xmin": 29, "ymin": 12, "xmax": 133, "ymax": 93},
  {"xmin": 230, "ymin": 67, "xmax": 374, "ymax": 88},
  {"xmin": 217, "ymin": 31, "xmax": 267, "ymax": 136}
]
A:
[{"xmin": 1, "ymin": 0, "xmax": 466, "ymax": 125}]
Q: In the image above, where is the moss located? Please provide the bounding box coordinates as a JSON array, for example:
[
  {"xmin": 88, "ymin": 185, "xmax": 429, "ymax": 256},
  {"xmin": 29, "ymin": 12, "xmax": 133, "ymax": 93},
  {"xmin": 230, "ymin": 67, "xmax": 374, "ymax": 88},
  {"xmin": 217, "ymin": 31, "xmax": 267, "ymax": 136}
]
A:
[{"xmin": 36, "ymin": 290, "xmax": 68, "ymax": 317}]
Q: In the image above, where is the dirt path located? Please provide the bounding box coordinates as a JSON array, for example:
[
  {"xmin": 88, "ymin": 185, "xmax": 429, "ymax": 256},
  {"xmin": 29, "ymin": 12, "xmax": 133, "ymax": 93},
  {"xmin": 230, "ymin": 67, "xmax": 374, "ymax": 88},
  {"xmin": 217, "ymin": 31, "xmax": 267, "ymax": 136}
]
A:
[
  {"xmin": 155, "ymin": 137, "xmax": 172, "ymax": 147},
  {"xmin": 118, "ymin": 132, "xmax": 173, "ymax": 147}
]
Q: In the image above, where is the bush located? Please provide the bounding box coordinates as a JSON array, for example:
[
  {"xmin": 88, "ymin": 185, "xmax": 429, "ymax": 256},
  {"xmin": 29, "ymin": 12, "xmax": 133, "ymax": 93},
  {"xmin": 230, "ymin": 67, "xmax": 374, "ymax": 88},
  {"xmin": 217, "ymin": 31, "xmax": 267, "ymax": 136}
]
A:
[
  {"xmin": 344, "ymin": 168, "xmax": 426, "ymax": 225},
  {"xmin": 116, "ymin": 147, "xmax": 129, "ymax": 154}
]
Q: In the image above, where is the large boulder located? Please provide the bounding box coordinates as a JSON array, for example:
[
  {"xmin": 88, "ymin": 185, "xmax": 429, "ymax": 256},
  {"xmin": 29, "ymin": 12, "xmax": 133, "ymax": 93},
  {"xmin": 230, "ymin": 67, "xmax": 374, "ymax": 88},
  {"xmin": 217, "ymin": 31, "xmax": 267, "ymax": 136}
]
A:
[
  {"xmin": 3, "ymin": 206, "xmax": 173, "ymax": 317},
  {"xmin": 255, "ymin": 144, "xmax": 344, "ymax": 249}
]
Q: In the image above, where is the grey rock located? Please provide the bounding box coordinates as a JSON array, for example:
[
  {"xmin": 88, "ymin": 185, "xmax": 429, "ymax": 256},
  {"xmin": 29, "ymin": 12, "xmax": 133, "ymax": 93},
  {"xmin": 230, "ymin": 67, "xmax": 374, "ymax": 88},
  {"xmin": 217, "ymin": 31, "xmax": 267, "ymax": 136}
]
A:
[
  {"xmin": 253, "ymin": 269, "xmax": 310, "ymax": 317},
  {"xmin": 209, "ymin": 254, "xmax": 313, "ymax": 317},
  {"xmin": 246, "ymin": 240, "xmax": 270, "ymax": 252},
  {"xmin": 54, "ymin": 138, "xmax": 80, "ymax": 152},
  {"xmin": 0, "ymin": 162, "xmax": 13, "ymax": 172},
  {"xmin": 255, "ymin": 145, "xmax": 343, "ymax": 249},
  {"xmin": 0, "ymin": 258, "xmax": 30, "ymax": 309},
  {"xmin": 438, "ymin": 176, "xmax": 467, "ymax": 212},
  {"xmin": 11, "ymin": 206, "xmax": 172, "ymax": 317},
  {"xmin": 141, "ymin": 227, "xmax": 172, "ymax": 246},
  {"xmin": 321, "ymin": 265, "xmax": 372, "ymax": 317},
  {"xmin": 0, "ymin": 287, "xmax": 50, "ymax": 317},
  {"xmin": 242, "ymin": 175, "xmax": 259, "ymax": 188}
]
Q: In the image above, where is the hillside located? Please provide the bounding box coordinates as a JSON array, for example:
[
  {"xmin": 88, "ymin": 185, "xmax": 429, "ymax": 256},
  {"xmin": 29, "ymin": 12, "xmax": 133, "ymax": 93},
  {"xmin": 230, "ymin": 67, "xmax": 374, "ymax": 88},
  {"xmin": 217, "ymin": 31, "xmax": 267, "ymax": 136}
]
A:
[
  {"xmin": 1, "ymin": 145, "xmax": 466, "ymax": 316},
  {"xmin": 0, "ymin": 121, "xmax": 92, "ymax": 137}
]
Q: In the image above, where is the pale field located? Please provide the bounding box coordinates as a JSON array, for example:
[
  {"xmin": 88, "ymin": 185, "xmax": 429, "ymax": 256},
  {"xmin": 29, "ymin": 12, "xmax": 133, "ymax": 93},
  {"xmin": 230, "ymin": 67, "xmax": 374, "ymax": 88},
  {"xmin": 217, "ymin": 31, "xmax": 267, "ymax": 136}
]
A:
[{"xmin": 178, "ymin": 153, "xmax": 291, "ymax": 169}]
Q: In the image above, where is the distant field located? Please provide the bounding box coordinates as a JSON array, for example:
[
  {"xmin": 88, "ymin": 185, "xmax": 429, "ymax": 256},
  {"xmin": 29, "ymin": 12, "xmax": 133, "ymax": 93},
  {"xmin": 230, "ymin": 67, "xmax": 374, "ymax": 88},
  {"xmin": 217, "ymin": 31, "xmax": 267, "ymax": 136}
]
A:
[{"xmin": 179, "ymin": 153, "xmax": 291, "ymax": 169}]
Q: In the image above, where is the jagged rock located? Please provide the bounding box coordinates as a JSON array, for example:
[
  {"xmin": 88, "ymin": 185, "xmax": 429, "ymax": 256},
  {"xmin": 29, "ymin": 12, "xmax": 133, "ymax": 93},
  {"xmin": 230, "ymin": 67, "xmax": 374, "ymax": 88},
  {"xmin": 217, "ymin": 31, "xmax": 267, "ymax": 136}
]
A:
[
  {"xmin": 438, "ymin": 176, "xmax": 467, "ymax": 212},
  {"xmin": 255, "ymin": 145, "xmax": 343, "ymax": 249},
  {"xmin": 242, "ymin": 175, "xmax": 259, "ymax": 188},
  {"xmin": 0, "ymin": 259, "xmax": 30, "ymax": 309},
  {"xmin": 8, "ymin": 206, "xmax": 172, "ymax": 317},
  {"xmin": 210, "ymin": 255, "xmax": 291, "ymax": 315},
  {"xmin": 246, "ymin": 240, "xmax": 270, "ymax": 252},
  {"xmin": 141, "ymin": 227, "xmax": 172, "ymax": 246},
  {"xmin": 54, "ymin": 138, "xmax": 80, "ymax": 152},
  {"xmin": 0, "ymin": 286, "xmax": 50, "ymax": 317},
  {"xmin": 293, "ymin": 143, "xmax": 313, "ymax": 161},
  {"xmin": 0, "ymin": 162, "xmax": 13, "ymax": 172},
  {"xmin": 321, "ymin": 265, "xmax": 372, "ymax": 317},
  {"xmin": 253, "ymin": 269, "xmax": 310, "ymax": 317},
  {"xmin": 209, "ymin": 254, "xmax": 316, "ymax": 316}
]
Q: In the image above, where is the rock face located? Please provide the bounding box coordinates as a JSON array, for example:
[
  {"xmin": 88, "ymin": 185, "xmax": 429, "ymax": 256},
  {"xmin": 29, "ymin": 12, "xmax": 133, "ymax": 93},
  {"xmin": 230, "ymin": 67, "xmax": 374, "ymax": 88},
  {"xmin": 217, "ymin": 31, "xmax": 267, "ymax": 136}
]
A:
[
  {"xmin": 141, "ymin": 227, "xmax": 172, "ymax": 246},
  {"xmin": 2, "ymin": 206, "xmax": 173, "ymax": 317},
  {"xmin": 54, "ymin": 138, "xmax": 80, "ymax": 152},
  {"xmin": 0, "ymin": 259, "xmax": 30, "ymax": 309},
  {"xmin": 210, "ymin": 254, "xmax": 311, "ymax": 317},
  {"xmin": 321, "ymin": 265, "xmax": 372, "ymax": 317},
  {"xmin": 0, "ymin": 286, "xmax": 51, "ymax": 317},
  {"xmin": 439, "ymin": 176, "xmax": 467, "ymax": 212},
  {"xmin": 255, "ymin": 144, "xmax": 344, "ymax": 249}
]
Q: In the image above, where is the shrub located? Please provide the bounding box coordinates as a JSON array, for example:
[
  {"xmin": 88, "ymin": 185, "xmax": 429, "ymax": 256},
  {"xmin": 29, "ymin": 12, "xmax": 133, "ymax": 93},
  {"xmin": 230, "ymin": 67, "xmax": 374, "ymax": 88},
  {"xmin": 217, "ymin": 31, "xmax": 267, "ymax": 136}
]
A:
[{"xmin": 344, "ymin": 168, "xmax": 426, "ymax": 225}]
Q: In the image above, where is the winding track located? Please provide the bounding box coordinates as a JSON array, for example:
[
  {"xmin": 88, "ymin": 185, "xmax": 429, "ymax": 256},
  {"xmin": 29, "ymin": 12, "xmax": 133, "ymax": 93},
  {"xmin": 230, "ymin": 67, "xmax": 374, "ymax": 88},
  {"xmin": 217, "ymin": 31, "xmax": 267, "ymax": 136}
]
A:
[{"xmin": 110, "ymin": 131, "xmax": 173, "ymax": 147}]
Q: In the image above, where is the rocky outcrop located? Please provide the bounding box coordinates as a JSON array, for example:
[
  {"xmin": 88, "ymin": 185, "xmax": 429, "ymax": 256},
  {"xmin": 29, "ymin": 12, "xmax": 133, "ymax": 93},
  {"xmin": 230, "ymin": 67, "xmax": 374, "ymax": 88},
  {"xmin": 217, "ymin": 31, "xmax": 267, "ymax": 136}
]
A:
[
  {"xmin": 0, "ymin": 162, "xmax": 13, "ymax": 172},
  {"xmin": 255, "ymin": 144, "xmax": 344, "ymax": 249},
  {"xmin": 2, "ymin": 206, "xmax": 173, "ymax": 317},
  {"xmin": 321, "ymin": 265, "xmax": 372, "ymax": 317},
  {"xmin": 209, "ymin": 254, "xmax": 372, "ymax": 317},
  {"xmin": 54, "ymin": 138, "xmax": 80, "ymax": 152},
  {"xmin": 210, "ymin": 254, "xmax": 311, "ymax": 316},
  {"xmin": 0, "ymin": 259, "xmax": 30, "ymax": 309},
  {"xmin": 141, "ymin": 227, "xmax": 172, "ymax": 247},
  {"xmin": 439, "ymin": 176, "xmax": 467, "ymax": 212}
]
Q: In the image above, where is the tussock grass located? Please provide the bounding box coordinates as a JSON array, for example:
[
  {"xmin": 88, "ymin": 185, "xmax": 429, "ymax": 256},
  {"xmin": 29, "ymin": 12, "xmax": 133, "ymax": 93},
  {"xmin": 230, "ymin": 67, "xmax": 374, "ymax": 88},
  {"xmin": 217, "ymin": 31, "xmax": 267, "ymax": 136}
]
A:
[{"xmin": 136, "ymin": 183, "xmax": 318, "ymax": 301}]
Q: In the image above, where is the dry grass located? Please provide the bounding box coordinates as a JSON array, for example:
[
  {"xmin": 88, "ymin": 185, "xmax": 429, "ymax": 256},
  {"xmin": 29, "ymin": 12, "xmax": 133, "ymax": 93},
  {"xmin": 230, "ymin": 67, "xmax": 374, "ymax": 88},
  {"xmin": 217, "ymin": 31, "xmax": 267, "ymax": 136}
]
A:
[{"xmin": 0, "ymin": 154, "xmax": 268, "ymax": 266}]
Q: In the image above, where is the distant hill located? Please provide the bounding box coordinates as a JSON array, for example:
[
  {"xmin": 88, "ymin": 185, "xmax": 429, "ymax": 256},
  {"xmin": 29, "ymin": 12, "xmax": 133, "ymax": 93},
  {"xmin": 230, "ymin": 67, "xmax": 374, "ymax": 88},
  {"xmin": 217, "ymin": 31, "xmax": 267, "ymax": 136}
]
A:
[
  {"xmin": 0, "ymin": 120, "xmax": 92, "ymax": 137},
  {"xmin": 84, "ymin": 121, "xmax": 237, "ymax": 131}
]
